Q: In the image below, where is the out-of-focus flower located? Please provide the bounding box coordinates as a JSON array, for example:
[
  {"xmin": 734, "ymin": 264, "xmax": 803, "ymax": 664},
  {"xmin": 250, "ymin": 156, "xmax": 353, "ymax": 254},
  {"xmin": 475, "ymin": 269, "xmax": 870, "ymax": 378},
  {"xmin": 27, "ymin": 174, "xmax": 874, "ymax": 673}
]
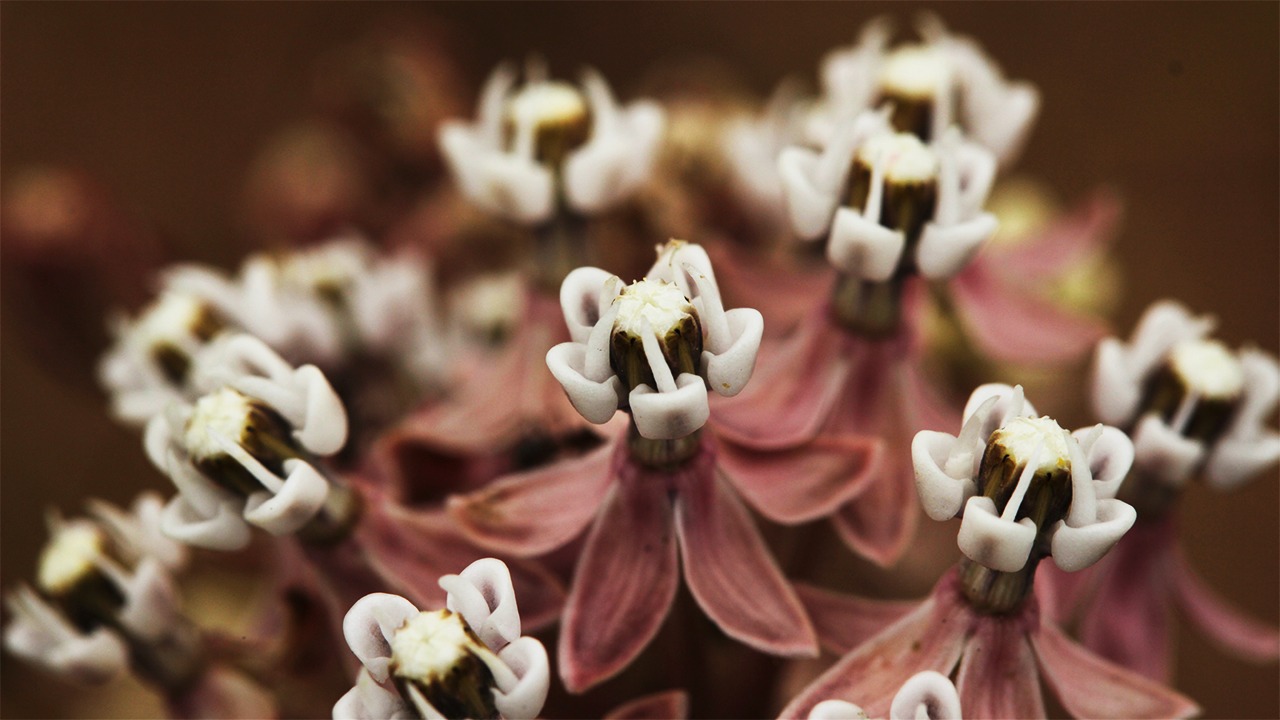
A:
[
  {"xmin": 1045, "ymin": 301, "xmax": 1280, "ymax": 680},
  {"xmin": 808, "ymin": 14, "xmax": 1039, "ymax": 166},
  {"xmin": 780, "ymin": 385, "xmax": 1196, "ymax": 719},
  {"xmin": 806, "ymin": 670, "xmax": 960, "ymax": 720},
  {"xmin": 334, "ymin": 559, "xmax": 549, "ymax": 720},
  {"xmin": 451, "ymin": 242, "xmax": 879, "ymax": 692},
  {"xmin": 144, "ymin": 334, "xmax": 352, "ymax": 550},
  {"xmin": 781, "ymin": 112, "xmax": 997, "ymax": 304},
  {"xmin": 1093, "ymin": 300, "xmax": 1280, "ymax": 491},
  {"xmin": 439, "ymin": 59, "xmax": 664, "ymax": 226},
  {"xmin": 101, "ymin": 236, "xmax": 447, "ymax": 448},
  {"xmin": 3, "ymin": 494, "xmax": 273, "ymax": 718}
]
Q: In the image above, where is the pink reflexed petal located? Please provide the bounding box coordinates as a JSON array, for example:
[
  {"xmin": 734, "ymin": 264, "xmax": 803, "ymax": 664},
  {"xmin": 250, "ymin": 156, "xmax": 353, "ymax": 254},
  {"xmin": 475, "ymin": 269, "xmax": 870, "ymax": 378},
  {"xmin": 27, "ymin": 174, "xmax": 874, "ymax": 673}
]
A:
[
  {"xmin": 831, "ymin": 460, "xmax": 920, "ymax": 567},
  {"xmin": 712, "ymin": 310, "xmax": 853, "ymax": 450},
  {"xmin": 1171, "ymin": 547, "xmax": 1280, "ymax": 663},
  {"xmin": 950, "ymin": 263, "xmax": 1107, "ymax": 364},
  {"xmin": 673, "ymin": 469, "xmax": 816, "ymax": 657},
  {"xmin": 167, "ymin": 667, "xmax": 278, "ymax": 720},
  {"xmin": 1031, "ymin": 621, "xmax": 1199, "ymax": 719},
  {"xmin": 998, "ymin": 189, "xmax": 1122, "ymax": 280},
  {"xmin": 794, "ymin": 582, "xmax": 917, "ymax": 655},
  {"xmin": 1077, "ymin": 524, "xmax": 1176, "ymax": 682},
  {"xmin": 706, "ymin": 243, "xmax": 828, "ymax": 337},
  {"xmin": 604, "ymin": 690, "xmax": 690, "ymax": 720},
  {"xmin": 716, "ymin": 431, "xmax": 883, "ymax": 524},
  {"xmin": 955, "ymin": 617, "xmax": 1046, "ymax": 719},
  {"xmin": 558, "ymin": 472, "xmax": 679, "ymax": 693},
  {"xmin": 447, "ymin": 437, "xmax": 619, "ymax": 557},
  {"xmin": 358, "ymin": 499, "xmax": 565, "ymax": 631},
  {"xmin": 778, "ymin": 577, "xmax": 973, "ymax": 719}
]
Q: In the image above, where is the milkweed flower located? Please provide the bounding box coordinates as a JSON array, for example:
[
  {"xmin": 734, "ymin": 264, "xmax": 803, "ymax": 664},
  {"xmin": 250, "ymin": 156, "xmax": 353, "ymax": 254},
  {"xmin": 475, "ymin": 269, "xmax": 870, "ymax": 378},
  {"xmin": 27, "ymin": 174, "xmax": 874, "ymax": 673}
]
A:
[
  {"xmin": 716, "ymin": 113, "xmax": 998, "ymax": 564},
  {"xmin": 439, "ymin": 59, "xmax": 664, "ymax": 226},
  {"xmin": 145, "ymin": 333, "xmax": 353, "ymax": 550},
  {"xmin": 781, "ymin": 384, "xmax": 1197, "ymax": 720},
  {"xmin": 450, "ymin": 241, "xmax": 878, "ymax": 692},
  {"xmin": 806, "ymin": 671, "xmax": 960, "ymax": 720},
  {"xmin": 1049, "ymin": 300, "xmax": 1280, "ymax": 680},
  {"xmin": 334, "ymin": 559, "xmax": 549, "ymax": 720},
  {"xmin": 2, "ymin": 494, "xmax": 274, "ymax": 719},
  {"xmin": 101, "ymin": 236, "xmax": 447, "ymax": 448},
  {"xmin": 807, "ymin": 14, "xmax": 1039, "ymax": 166}
]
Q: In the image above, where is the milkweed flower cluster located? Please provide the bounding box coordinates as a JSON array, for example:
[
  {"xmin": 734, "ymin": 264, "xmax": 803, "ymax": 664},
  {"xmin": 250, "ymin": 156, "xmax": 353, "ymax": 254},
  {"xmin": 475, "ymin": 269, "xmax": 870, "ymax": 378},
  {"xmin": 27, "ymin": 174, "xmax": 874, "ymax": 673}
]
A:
[{"xmin": 4, "ymin": 11, "xmax": 1276, "ymax": 720}]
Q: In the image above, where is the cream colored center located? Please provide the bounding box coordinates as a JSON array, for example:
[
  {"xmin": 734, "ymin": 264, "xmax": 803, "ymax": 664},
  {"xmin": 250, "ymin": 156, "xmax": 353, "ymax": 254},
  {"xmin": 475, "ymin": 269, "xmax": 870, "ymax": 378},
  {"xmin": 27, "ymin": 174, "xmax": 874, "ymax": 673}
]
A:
[
  {"xmin": 857, "ymin": 132, "xmax": 939, "ymax": 183},
  {"xmin": 183, "ymin": 387, "xmax": 257, "ymax": 460},
  {"xmin": 37, "ymin": 524, "xmax": 105, "ymax": 595},
  {"xmin": 507, "ymin": 81, "xmax": 588, "ymax": 129},
  {"xmin": 612, "ymin": 279, "xmax": 695, "ymax": 337},
  {"xmin": 1171, "ymin": 339, "xmax": 1245, "ymax": 399},
  {"xmin": 391, "ymin": 610, "xmax": 475, "ymax": 682},
  {"xmin": 135, "ymin": 293, "xmax": 206, "ymax": 347},
  {"xmin": 278, "ymin": 244, "xmax": 364, "ymax": 294},
  {"xmin": 991, "ymin": 416, "xmax": 1071, "ymax": 473},
  {"xmin": 879, "ymin": 44, "xmax": 950, "ymax": 98}
]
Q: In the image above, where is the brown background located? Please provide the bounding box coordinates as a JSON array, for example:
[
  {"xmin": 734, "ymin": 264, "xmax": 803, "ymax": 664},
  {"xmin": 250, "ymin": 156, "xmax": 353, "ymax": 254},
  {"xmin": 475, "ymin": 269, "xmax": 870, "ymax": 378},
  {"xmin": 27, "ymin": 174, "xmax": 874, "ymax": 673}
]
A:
[{"xmin": 2, "ymin": 2, "xmax": 1277, "ymax": 718}]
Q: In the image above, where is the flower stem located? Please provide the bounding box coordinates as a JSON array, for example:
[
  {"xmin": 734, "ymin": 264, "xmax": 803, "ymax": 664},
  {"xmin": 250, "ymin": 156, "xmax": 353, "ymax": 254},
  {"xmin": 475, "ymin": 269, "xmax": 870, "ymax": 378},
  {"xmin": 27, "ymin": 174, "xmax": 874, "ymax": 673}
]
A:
[
  {"xmin": 830, "ymin": 272, "xmax": 905, "ymax": 338},
  {"xmin": 626, "ymin": 420, "xmax": 702, "ymax": 471},
  {"xmin": 959, "ymin": 556, "xmax": 1040, "ymax": 615}
]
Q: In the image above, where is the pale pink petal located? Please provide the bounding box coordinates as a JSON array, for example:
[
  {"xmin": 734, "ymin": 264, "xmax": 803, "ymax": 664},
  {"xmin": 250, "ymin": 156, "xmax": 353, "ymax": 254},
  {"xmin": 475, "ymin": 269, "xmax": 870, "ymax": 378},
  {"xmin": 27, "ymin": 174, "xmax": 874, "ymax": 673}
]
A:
[
  {"xmin": 358, "ymin": 500, "xmax": 565, "ymax": 632},
  {"xmin": 705, "ymin": 243, "xmax": 828, "ymax": 337},
  {"xmin": 604, "ymin": 690, "xmax": 690, "ymax": 720},
  {"xmin": 447, "ymin": 438, "xmax": 619, "ymax": 557},
  {"xmin": 716, "ymin": 432, "xmax": 882, "ymax": 524},
  {"xmin": 1077, "ymin": 522, "xmax": 1176, "ymax": 682},
  {"xmin": 955, "ymin": 617, "xmax": 1045, "ymax": 719},
  {"xmin": 558, "ymin": 473, "xmax": 679, "ymax": 693},
  {"xmin": 950, "ymin": 263, "xmax": 1107, "ymax": 364},
  {"xmin": 998, "ymin": 189, "xmax": 1122, "ymax": 280},
  {"xmin": 794, "ymin": 583, "xmax": 917, "ymax": 655},
  {"xmin": 168, "ymin": 666, "xmax": 278, "ymax": 720},
  {"xmin": 1031, "ymin": 620, "xmax": 1199, "ymax": 719},
  {"xmin": 831, "ymin": 461, "xmax": 920, "ymax": 568},
  {"xmin": 778, "ymin": 577, "xmax": 972, "ymax": 719},
  {"xmin": 1171, "ymin": 547, "xmax": 1280, "ymax": 663},
  {"xmin": 712, "ymin": 312, "xmax": 853, "ymax": 450},
  {"xmin": 673, "ymin": 468, "xmax": 816, "ymax": 657}
]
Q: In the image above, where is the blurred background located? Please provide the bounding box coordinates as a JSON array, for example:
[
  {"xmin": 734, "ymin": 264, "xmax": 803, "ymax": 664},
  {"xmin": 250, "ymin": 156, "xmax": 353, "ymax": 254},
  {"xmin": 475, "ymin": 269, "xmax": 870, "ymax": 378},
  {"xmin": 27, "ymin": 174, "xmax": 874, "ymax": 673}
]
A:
[{"xmin": 2, "ymin": 3, "xmax": 1276, "ymax": 717}]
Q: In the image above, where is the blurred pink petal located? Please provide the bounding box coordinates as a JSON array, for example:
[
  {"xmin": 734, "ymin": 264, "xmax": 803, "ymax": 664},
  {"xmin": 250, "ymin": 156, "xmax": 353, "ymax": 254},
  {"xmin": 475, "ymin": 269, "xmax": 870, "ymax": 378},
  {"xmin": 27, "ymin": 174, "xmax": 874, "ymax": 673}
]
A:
[
  {"xmin": 1032, "ymin": 621, "xmax": 1199, "ymax": 719},
  {"xmin": 778, "ymin": 576, "xmax": 972, "ymax": 719},
  {"xmin": 997, "ymin": 189, "xmax": 1121, "ymax": 280},
  {"xmin": 558, "ymin": 474, "xmax": 679, "ymax": 693},
  {"xmin": 955, "ymin": 616, "xmax": 1045, "ymax": 719},
  {"xmin": 167, "ymin": 666, "xmax": 277, "ymax": 720},
  {"xmin": 395, "ymin": 292, "xmax": 580, "ymax": 454},
  {"xmin": 716, "ymin": 432, "xmax": 882, "ymax": 524},
  {"xmin": 604, "ymin": 689, "xmax": 690, "ymax": 720},
  {"xmin": 1077, "ymin": 522, "xmax": 1175, "ymax": 682},
  {"xmin": 673, "ymin": 469, "xmax": 817, "ymax": 658},
  {"xmin": 950, "ymin": 262, "xmax": 1107, "ymax": 364},
  {"xmin": 357, "ymin": 497, "xmax": 565, "ymax": 631},
  {"xmin": 706, "ymin": 242, "xmax": 829, "ymax": 337},
  {"xmin": 447, "ymin": 439, "xmax": 618, "ymax": 557},
  {"xmin": 794, "ymin": 582, "xmax": 916, "ymax": 655},
  {"xmin": 1171, "ymin": 546, "xmax": 1280, "ymax": 663}
]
